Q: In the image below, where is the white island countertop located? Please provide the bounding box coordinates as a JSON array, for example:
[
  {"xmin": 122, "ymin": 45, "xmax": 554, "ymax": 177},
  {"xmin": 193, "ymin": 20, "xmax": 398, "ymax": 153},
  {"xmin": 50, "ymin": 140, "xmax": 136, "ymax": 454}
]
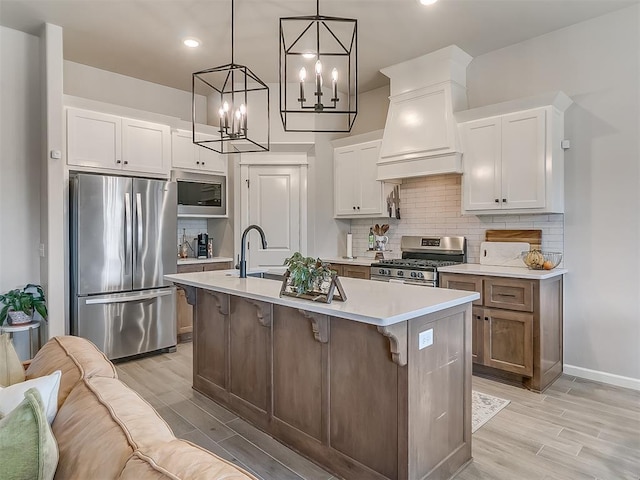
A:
[
  {"xmin": 165, "ymin": 270, "xmax": 479, "ymax": 327},
  {"xmin": 438, "ymin": 263, "xmax": 567, "ymax": 279}
]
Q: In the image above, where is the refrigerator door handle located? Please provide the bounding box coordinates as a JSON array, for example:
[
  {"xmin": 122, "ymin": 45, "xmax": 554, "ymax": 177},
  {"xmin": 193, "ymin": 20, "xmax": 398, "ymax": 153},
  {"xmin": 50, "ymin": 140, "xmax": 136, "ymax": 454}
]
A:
[
  {"xmin": 84, "ymin": 289, "xmax": 173, "ymax": 305},
  {"xmin": 124, "ymin": 192, "xmax": 132, "ymax": 275},
  {"xmin": 136, "ymin": 192, "xmax": 143, "ymax": 248}
]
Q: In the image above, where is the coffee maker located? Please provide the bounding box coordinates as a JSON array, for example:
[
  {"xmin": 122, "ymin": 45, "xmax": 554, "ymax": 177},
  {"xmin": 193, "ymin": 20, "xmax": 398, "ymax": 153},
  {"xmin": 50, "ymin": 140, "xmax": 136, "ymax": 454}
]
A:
[{"xmin": 197, "ymin": 233, "xmax": 209, "ymax": 259}]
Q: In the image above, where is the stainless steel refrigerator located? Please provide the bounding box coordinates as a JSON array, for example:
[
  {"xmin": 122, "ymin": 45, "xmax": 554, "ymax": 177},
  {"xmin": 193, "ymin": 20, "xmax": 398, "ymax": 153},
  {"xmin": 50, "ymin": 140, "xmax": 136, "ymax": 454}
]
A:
[{"xmin": 70, "ymin": 173, "xmax": 177, "ymax": 360}]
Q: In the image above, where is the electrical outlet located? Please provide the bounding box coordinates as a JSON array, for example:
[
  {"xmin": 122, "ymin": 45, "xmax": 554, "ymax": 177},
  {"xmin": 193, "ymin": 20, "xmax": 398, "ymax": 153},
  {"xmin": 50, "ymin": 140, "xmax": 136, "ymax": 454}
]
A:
[{"xmin": 418, "ymin": 328, "xmax": 433, "ymax": 350}]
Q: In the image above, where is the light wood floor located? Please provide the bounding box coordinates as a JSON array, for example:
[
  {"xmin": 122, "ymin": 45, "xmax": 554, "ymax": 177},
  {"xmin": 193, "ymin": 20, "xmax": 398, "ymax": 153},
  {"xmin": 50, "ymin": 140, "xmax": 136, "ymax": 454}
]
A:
[{"xmin": 116, "ymin": 343, "xmax": 640, "ymax": 480}]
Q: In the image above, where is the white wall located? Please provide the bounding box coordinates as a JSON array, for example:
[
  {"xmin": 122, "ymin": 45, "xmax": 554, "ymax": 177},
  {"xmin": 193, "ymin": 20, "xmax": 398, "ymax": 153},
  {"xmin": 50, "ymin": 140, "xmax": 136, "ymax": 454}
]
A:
[
  {"xmin": 0, "ymin": 27, "xmax": 42, "ymax": 291},
  {"xmin": 64, "ymin": 61, "xmax": 206, "ymax": 122},
  {"xmin": 466, "ymin": 5, "xmax": 640, "ymax": 386}
]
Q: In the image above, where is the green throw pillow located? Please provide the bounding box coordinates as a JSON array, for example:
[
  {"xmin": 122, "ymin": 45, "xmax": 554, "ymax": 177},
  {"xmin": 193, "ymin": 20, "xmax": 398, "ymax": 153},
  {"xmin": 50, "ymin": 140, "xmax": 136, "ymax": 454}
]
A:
[{"xmin": 0, "ymin": 388, "xmax": 58, "ymax": 480}]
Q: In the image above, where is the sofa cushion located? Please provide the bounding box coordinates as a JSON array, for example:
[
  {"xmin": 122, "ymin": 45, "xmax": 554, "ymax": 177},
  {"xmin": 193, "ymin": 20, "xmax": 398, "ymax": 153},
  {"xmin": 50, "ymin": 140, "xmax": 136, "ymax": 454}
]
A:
[
  {"xmin": 52, "ymin": 376, "xmax": 174, "ymax": 480},
  {"xmin": 26, "ymin": 336, "xmax": 117, "ymax": 408},
  {"xmin": 0, "ymin": 388, "xmax": 58, "ymax": 480},
  {"xmin": 0, "ymin": 333, "xmax": 25, "ymax": 387},
  {"xmin": 119, "ymin": 439, "xmax": 258, "ymax": 480}
]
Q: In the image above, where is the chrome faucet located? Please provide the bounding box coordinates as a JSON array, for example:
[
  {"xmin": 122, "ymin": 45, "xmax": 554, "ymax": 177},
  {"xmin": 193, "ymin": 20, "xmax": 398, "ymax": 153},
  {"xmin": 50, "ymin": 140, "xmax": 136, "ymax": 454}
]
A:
[{"xmin": 239, "ymin": 225, "xmax": 268, "ymax": 278}]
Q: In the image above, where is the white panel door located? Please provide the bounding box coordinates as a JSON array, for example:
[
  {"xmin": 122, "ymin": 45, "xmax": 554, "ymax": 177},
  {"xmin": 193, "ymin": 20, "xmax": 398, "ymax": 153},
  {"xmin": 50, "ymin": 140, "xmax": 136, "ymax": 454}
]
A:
[
  {"xmin": 334, "ymin": 147, "xmax": 360, "ymax": 215},
  {"xmin": 122, "ymin": 118, "xmax": 170, "ymax": 176},
  {"xmin": 462, "ymin": 117, "xmax": 502, "ymax": 211},
  {"xmin": 501, "ymin": 109, "xmax": 546, "ymax": 209},
  {"xmin": 247, "ymin": 165, "xmax": 301, "ymax": 268},
  {"xmin": 67, "ymin": 108, "xmax": 121, "ymax": 169},
  {"xmin": 358, "ymin": 141, "xmax": 384, "ymax": 215}
]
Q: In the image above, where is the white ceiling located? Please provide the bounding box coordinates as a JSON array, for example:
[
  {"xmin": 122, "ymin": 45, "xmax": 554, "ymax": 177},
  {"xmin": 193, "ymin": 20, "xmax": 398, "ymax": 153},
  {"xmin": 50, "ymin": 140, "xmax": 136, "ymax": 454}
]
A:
[{"xmin": 1, "ymin": 0, "xmax": 637, "ymax": 93}]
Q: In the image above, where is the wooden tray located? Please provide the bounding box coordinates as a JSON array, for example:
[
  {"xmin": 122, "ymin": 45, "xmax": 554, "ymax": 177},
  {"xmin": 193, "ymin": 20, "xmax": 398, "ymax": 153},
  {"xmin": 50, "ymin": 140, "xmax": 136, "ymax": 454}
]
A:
[{"xmin": 280, "ymin": 271, "xmax": 347, "ymax": 303}]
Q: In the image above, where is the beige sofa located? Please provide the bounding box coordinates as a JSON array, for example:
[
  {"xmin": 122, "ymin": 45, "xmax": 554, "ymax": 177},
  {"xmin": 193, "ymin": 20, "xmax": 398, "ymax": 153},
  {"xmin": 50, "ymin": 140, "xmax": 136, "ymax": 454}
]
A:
[{"xmin": 25, "ymin": 336, "xmax": 258, "ymax": 480}]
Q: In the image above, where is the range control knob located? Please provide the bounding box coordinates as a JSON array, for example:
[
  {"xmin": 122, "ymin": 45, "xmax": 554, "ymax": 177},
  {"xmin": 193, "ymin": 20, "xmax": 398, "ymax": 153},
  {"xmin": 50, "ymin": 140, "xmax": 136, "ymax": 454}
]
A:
[
  {"xmin": 378, "ymin": 269, "xmax": 385, "ymax": 275},
  {"xmin": 418, "ymin": 272, "xmax": 424, "ymax": 278},
  {"xmin": 397, "ymin": 271, "xmax": 404, "ymax": 277},
  {"xmin": 411, "ymin": 271, "xmax": 417, "ymax": 278}
]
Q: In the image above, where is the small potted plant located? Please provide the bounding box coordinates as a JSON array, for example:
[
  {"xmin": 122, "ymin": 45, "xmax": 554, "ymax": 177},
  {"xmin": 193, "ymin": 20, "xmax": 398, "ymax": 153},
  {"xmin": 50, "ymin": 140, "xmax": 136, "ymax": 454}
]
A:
[
  {"xmin": 0, "ymin": 284, "xmax": 48, "ymax": 326},
  {"xmin": 284, "ymin": 252, "xmax": 334, "ymax": 295},
  {"xmin": 281, "ymin": 253, "xmax": 346, "ymax": 303}
]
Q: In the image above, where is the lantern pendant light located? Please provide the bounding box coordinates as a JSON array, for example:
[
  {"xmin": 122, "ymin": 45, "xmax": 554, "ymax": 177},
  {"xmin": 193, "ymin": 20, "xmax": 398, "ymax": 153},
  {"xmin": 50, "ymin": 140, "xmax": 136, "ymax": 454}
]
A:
[
  {"xmin": 279, "ymin": 0, "xmax": 358, "ymax": 132},
  {"xmin": 192, "ymin": 0, "xmax": 269, "ymax": 154}
]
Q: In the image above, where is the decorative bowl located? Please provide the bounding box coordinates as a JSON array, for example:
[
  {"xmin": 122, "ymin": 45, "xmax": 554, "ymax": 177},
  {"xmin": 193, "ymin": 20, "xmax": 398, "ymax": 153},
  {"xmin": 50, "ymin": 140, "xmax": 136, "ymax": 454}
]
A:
[{"xmin": 520, "ymin": 250, "xmax": 562, "ymax": 270}]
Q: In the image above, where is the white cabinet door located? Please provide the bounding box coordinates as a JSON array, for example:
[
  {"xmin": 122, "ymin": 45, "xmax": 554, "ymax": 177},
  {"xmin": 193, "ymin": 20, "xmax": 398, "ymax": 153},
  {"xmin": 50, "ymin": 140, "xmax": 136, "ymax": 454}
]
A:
[
  {"xmin": 334, "ymin": 147, "xmax": 360, "ymax": 216},
  {"xmin": 462, "ymin": 118, "xmax": 502, "ymax": 211},
  {"xmin": 247, "ymin": 165, "xmax": 301, "ymax": 268},
  {"xmin": 501, "ymin": 109, "xmax": 546, "ymax": 209},
  {"xmin": 197, "ymin": 134, "xmax": 227, "ymax": 175},
  {"xmin": 67, "ymin": 109, "xmax": 121, "ymax": 169},
  {"xmin": 171, "ymin": 130, "xmax": 197, "ymax": 170},
  {"xmin": 122, "ymin": 119, "xmax": 170, "ymax": 175},
  {"xmin": 358, "ymin": 142, "xmax": 384, "ymax": 215}
]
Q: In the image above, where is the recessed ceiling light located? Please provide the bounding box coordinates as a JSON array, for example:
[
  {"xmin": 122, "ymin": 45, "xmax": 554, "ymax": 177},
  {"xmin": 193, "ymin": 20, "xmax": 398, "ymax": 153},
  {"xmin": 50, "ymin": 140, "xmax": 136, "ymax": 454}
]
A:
[
  {"xmin": 419, "ymin": 0, "xmax": 438, "ymax": 5},
  {"xmin": 183, "ymin": 38, "xmax": 200, "ymax": 48}
]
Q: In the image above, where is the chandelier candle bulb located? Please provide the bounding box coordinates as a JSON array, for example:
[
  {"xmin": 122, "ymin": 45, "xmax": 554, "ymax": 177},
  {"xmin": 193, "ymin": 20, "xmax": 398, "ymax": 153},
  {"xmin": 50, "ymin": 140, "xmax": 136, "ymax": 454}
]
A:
[
  {"xmin": 299, "ymin": 67, "xmax": 306, "ymax": 102},
  {"xmin": 332, "ymin": 68, "xmax": 338, "ymax": 100},
  {"xmin": 315, "ymin": 60, "xmax": 323, "ymax": 101}
]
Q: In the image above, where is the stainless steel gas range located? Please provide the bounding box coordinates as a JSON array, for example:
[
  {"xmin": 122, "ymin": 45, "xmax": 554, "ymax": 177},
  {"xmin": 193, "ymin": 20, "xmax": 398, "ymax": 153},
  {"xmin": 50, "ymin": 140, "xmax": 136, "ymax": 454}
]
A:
[{"xmin": 370, "ymin": 236, "xmax": 467, "ymax": 287}]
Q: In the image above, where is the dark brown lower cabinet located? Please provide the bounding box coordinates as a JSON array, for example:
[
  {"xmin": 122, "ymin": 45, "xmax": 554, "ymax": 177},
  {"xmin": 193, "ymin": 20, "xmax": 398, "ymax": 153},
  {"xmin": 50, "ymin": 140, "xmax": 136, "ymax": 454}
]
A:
[
  {"xmin": 440, "ymin": 272, "xmax": 563, "ymax": 392},
  {"xmin": 186, "ymin": 289, "xmax": 473, "ymax": 480},
  {"xmin": 176, "ymin": 261, "xmax": 232, "ymax": 342}
]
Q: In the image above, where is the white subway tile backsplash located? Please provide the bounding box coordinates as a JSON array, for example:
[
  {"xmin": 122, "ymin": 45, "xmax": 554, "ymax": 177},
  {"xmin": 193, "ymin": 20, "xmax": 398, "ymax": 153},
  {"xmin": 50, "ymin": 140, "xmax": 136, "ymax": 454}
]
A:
[
  {"xmin": 177, "ymin": 218, "xmax": 208, "ymax": 249},
  {"xmin": 351, "ymin": 173, "xmax": 564, "ymax": 263}
]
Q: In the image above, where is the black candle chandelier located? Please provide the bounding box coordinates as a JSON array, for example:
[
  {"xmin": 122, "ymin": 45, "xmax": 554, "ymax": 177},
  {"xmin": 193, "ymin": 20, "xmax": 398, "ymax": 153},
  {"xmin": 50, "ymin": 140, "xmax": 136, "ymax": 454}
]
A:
[
  {"xmin": 192, "ymin": 0, "xmax": 269, "ymax": 154},
  {"xmin": 279, "ymin": 0, "xmax": 358, "ymax": 132}
]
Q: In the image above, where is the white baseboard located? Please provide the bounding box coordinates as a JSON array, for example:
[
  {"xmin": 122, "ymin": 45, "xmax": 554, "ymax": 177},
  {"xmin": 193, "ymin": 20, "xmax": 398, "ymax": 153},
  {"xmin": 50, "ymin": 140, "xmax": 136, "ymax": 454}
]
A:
[{"xmin": 564, "ymin": 364, "xmax": 640, "ymax": 391}]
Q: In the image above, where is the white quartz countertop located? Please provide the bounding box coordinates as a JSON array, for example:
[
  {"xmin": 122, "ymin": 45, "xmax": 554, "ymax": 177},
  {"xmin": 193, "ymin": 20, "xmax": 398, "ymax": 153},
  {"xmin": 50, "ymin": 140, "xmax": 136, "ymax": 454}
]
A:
[
  {"xmin": 165, "ymin": 270, "xmax": 479, "ymax": 327},
  {"xmin": 438, "ymin": 263, "xmax": 567, "ymax": 279},
  {"xmin": 177, "ymin": 257, "xmax": 234, "ymax": 265}
]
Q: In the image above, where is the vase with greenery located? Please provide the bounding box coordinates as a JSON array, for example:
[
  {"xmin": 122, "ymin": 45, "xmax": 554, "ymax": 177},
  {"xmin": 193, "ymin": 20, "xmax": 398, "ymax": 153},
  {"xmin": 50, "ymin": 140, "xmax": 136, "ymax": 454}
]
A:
[
  {"xmin": 283, "ymin": 252, "xmax": 335, "ymax": 295},
  {"xmin": 0, "ymin": 284, "xmax": 48, "ymax": 326}
]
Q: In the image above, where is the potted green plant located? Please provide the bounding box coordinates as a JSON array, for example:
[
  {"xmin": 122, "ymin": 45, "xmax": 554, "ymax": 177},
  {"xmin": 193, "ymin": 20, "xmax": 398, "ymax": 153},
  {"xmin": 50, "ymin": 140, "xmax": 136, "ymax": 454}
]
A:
[
  {"xmin": 283, "ymin": 252, "xmax": 335, "ymax": 295},
  {"xmin": 0, "ymin": 284, "xmax": 48, "ymax": 326}
]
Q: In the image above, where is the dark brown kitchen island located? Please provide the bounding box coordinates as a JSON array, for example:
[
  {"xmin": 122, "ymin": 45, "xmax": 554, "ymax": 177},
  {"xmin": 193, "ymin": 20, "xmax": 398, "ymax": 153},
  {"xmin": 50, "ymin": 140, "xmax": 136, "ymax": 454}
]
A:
[{"xmin": 166, "ymin": 270, "xmax": 479, "ymax": 480}]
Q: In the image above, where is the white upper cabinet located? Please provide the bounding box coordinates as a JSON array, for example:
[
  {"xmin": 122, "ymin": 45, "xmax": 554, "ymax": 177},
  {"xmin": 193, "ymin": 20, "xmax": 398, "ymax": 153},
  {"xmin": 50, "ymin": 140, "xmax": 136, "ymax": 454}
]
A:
[
  {"xmin": 334, "ymin": 131, "xmax": 390, "ymax": 218},
  {"xmin": 171, "ymin": 129, "xmax": 227, "ymax": 176},
  {"xmin": 458, "ymin": 92, "xmax": 572, "ymax": 215},
  {"xmin": 67, "ymin": 109, "xmax": 121, "ymax": 169},
  {"xmin": 67, "ymin": 108, "xmax": 170, "ymax": 177},
  {"xmin": 121, "ymin": 118, "xmax": 170, "ymax": 175}
]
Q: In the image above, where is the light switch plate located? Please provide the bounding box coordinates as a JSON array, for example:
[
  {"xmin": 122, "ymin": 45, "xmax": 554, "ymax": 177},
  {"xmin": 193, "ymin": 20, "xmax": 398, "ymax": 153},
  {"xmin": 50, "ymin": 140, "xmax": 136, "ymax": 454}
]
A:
[{"xmin": 418, "ymin": 328, "xmax": 433, "ymax": 350}]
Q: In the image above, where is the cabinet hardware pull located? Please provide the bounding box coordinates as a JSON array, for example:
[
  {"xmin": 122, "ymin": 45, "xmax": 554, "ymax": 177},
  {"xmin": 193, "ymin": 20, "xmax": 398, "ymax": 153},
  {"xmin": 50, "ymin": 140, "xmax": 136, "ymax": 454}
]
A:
[
  {"xmin": 484, "ymin": 317, "xmax": 489, "ymax": 321},
  {"xmin": 116, "ymin": 160, "xmax": 122, "ymax": 164},
  {"xmin": 357, "ymin": 206, "xmax": 360, "ymax": 210},
  {"xmin": 497, "ymin": 293, "xmax": 517, "ymax": 297},
  {"xmin": 502, "ymin": 198, "xmax": 507, "ymax": 203},
  {"xmin": 124, "ymin": 161, "xmax": 128, "ymax": 165},
  {"xmin": 353, "ymin": 206, "xmax": 356, "ymax": 210},
  {"xmin": 196, "ymin": 161, "xmax": 200, "ymax": 165},
  {"xmin": 494, "ymin": 198, "xmax": 499, "ymax": 203}
]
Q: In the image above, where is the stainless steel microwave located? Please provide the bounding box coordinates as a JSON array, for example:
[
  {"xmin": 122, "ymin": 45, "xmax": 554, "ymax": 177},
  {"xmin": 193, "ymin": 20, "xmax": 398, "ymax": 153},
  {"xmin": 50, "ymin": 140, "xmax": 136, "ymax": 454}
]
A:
[{"xmin": 177, "ymin": 175, "xmax": 226, "ymax": 217}]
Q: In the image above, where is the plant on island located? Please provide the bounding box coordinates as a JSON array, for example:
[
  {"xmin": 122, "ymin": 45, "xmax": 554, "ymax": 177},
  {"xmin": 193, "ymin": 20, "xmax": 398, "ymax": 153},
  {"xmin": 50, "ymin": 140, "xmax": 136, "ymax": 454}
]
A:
[{"xmin": 283, "ymin": 252, "xmax": 335, "ymax": 295}]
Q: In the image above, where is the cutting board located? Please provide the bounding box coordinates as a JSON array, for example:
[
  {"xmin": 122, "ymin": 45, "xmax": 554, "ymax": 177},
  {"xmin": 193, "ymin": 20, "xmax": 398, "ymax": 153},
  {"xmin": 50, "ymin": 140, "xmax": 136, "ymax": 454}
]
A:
[
  {"xmin": 480, "ymin": 241, "xmax": 530, "ymax": 267},
  {"xmin": 485, "ymin": 229, "xmax": 542, "ymax": 250}
]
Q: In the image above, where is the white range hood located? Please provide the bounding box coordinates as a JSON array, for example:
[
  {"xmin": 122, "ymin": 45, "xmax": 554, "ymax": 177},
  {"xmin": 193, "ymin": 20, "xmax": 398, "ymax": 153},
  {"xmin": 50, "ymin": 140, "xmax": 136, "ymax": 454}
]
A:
[{"xmin": 377, "ymin": 45, "xmax": 473, "ymax": 181}]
